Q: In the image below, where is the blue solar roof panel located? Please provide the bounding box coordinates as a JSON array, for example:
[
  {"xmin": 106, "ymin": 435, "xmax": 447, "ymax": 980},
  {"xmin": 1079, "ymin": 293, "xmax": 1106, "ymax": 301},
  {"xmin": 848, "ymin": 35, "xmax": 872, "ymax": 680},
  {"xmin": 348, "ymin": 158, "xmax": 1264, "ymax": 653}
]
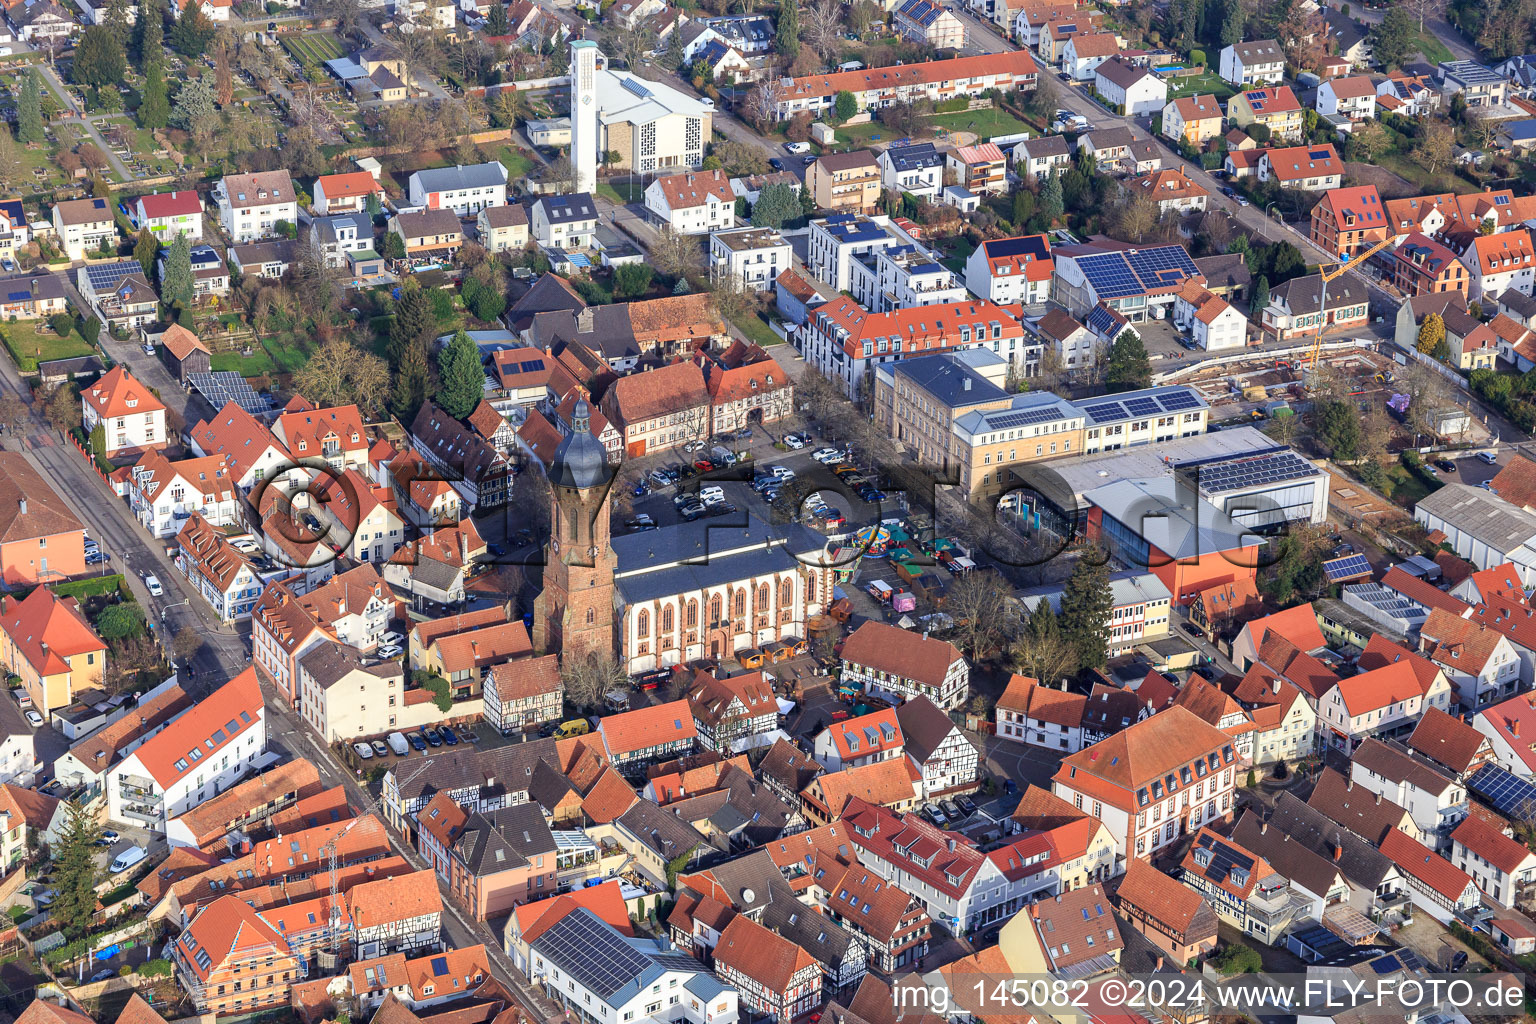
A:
[
  {"xmin": 84, "ymin": 260, "xmax": 141, "ymax": 293},
  {"xmin": 1158, "ymin": 391, "xmax": 1201, "ymax": 411},
  {"xmin": 1082, "ymin": 402, "xmax": 1128, "ymax": 423},
  {"xmin": 1124, "ymin": 398, "xmax": 1161, "ymax": 417},
  {"xmin": 1469, "ymin": 763, "xmax": 1536, "ymax": 818},
  {"xmin": 988, "ymin": 406, "xmax": 1064, "ymax": 430},
  {"xmin": 1323, "ymin": 554, "xmax": 1373, "ymax": 581}
]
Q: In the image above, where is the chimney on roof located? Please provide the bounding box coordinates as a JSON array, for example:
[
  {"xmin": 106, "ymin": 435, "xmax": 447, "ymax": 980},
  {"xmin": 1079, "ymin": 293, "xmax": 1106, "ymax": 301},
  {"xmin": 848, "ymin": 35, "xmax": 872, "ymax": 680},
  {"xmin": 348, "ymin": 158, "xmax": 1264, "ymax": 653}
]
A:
[
  {"xmin": 1260, "ymin": 821, "xmax": 1268, "ymax": 836},
  {"xmin": 1155, "ymin": 956, "xmax": 1165, "ymax": 971},
  {"xmin": 17, "ymin": 499, "xmax": 25, "ymax": 515},
  {"xmin": 460, "ymin": 530, "xmax": 469, "ymax": 562},
  {"xmin": 1345, "ymin": 778, "xmax": 1353, "ymax": 792},
  {"xmin": 947, "ymin": 838, "xmax": 956, "ymax": 852},
  {"xmin": 1375, "ymin": 792, "xmax": 1382, "ymax": 805},
  {"xmin": 1515, "ymin": 719, "xmax": 1522, "ymax": 737},
  {"xmin": 1332, "ymin": 838, "xmax": 1343, "ymax": 861}
]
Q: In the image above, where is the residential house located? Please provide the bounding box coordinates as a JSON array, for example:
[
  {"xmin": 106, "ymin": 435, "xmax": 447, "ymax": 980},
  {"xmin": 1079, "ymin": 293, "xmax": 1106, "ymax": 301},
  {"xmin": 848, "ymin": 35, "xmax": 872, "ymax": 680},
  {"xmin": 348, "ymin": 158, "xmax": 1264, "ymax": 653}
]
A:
[
  {"xmin": 1307, "ymin": 767, "xmax": 1422, "ymax": 843},
  {"xmin": 175, "ymin": 514, "xmax": 272, "ymax": 623},
  {"xmin": 1219, "ymin": 40, "xmax": 1285, "ymax": 85},
  {"xmin": 406, "ymin": 161, "xmax": 509, "ymax": 215},
  {"xmin": 1462, "ymin": 229, "xmax": 1536, "ymax": 300},
  {"xmin": 600, "ymin": 360, "xmax": 711, "ymax": 457},
  {"xmin": 417, "ymin": 796, "xmax": 557, "ymax": 919},
  {"xmin": 1349, "ymin": 738, "xmax": 1467, "ymax": 847},
  {"xmin": 945, "ymin": 143, "xmax": 1008, "ymax": 194},
  {"xmin": 893, "ymin": 0, "xmax": 964, "ymax": 46},
  {"xmin": 1113, "ymin": 857, "xmax": 1219, "ymax": 964},
  {"xmin": 408, "ymin": 402, "xmax": 511, "ymax": 510},
  {"xmin": 964, "ymin": 234, "xmax": 1053, "ymax": 306},
  {"xmin": 770, "ymin": 51, "xmax": 1039, "ymax": 121},
  {"xmin": 107, "ymin": 668, "xmax": 267, "ymax": 830},
  {"xmin": 1380, "ymin": 827, "xmax": 1480, "ymax": 923},
  {"xmin": 0, "ymin": 452, "xmax": 86, "ymax": 587},
  {"xmin": 1258, "ymin": 144, "xmax": 1344, "ymax": 191},
  {"xmin": 0, "ymin": 200, "xmax": 29, "ymax": 264},
  {"xmin": 390, "ymin": 209, "xmax": 464, "ymax": 265},
  {"xmin": 311, "ymin": 213, "xmax": 377, "ymax": 271},
  {"xmin": 1439, "ymin": 59, "xmax": 1510, "ymax": 108},
  {"xmin": 52, "ymin": 197, "xmax": 115, "ymax": 261},
  {"xmin": 0, "ymin": 272, "xmax": 67, "ymax": 321},
  {"xmin": 81, "ymin": 366, "xmax": 165, "ymax": 458},
  {"xmin": 127, "ymin": 451, "xmax": 239, "ymax": 538},
  {"xmin": 482, "ymin": 655, "xmax": 562, "ymax": 734},
  {"xmin": 478, "ymin": 203, "xmax": 530, "ymax": 253},
  {"xmin": 348, "ymin": 868, "xmax": 443, "ymax": 959},
  {"xmin": 1172, "ymin": 282, "xmax": 1247, "ymax": 350},
  {"xmin": 0, "ymin": 586, "xmax": 105, "ymax": 718},
  {"xmin": 1015, "ymin": 135, "xmax": 1071, "ymax": 183},
  {"xmin": 228, "ymin": 240, "xmax": 296, "ymax": 280},
  {"xmin": 215, "ymin": 170, "xmax": 299, "ymax": 244},
  {"xmin": 1450, "ymin": 813, "xmax": 1536, "ymax": 906},
  {"xmin": 813, "ymin": 708, "xmax": 905, "ymax": 772},
  {"xmin": 1378, "ymin": 70, "xmax": 1441, "ymax": 115},
  {"xmin": 879, "ymin": 143, "xmax": 946, "ymax": 201},
  {"xmin": 840, "ymin": 621, "xmax": 968, "ymax": 710},
  {"xmin": 1259, "ymin": 271, "xmax": 1371, "ymax": 339},
  {"xmin": 807, "ymin": 151, "xmax": 882, "ymax": 214},
  {"xmin": 645, "ymin": 170, "xmax": 736, "ymax": 235},
  {"xmin": 530, "ymin": 193, "xmax": 599, "ymax": 250},
  {"xmin": 898, "ymin": 695, "xmax": 980, "ymax": 798},
  {"xmin": 1179, "ymin": 828, "xmax": 1315, "ymax": 944},
  {"xmin": 598, "ymin": 699, "xmax": 699, "ymax": 773},
  {"xmin": 713, "ymin": 915, "xmax": 821, "ymax": 1022},
  {"xmin": 1060, "ymin": 31, "xmax": 1119, "ymax": 80},
  {"xmin": 1128, "ymin": 168, "xmax": 1208, "ymax": 215},
  {"xmin": 1162, "ymin": 94, "xmax": 1224, "ymax": 146},
  {"xmin": 171, "ymin": 895, "xmax": 301, "ymax": 1015},
  {"xmin": 251, "ymin": 564, "xmax": 397, "ymax": 703},
  {"xmin": 1226, "ymin": 86, "xmax": 1305, "ymax": 141},
  {"xmin": 687, "ymin": 670, "xmax": 779, "ymax": 752},
  {"xmin": 1316, "ymin": 76, "xmax": 1377, "ymax": 118},
  {"xmin": 313, "ymin": 171, "xmax": 385, "ymax": 215},
  {"xmin": 1094, "ymin": 58, "xmax": 1168, "ymax": 116},
  {"xmin": 996, "ymin": 675, "xmax": 1088, "ymax": 753},
  {"xmin": 133, "ymin": 190, "xmax": 204, "ymax": 242},
  {"xmin": 709, "ymin": 226, "xmax": 791, "ymax": 292},
  {"xmin": 1393, "ymin": 233, "xmax": 1470, "ymax": 296}
]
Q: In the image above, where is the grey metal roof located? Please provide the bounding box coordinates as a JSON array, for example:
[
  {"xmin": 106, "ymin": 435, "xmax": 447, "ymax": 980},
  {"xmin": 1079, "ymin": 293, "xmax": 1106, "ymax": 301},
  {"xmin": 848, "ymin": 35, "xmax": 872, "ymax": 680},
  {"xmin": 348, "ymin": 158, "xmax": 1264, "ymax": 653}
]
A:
[
  {"xmin": 613, "ymin": 517, "xmax": 825, "ymax": 605},
  {"xmin": 539, "ymin": 192, "xmax": 598, "ymax": 224},
  {"xmin": 411, "ymin": 161, "xmax": 508, "ymax": 193},
  {"xmin": 1083, "ymin": 476, "xmax": 1260, "ymax": 560},
  {"xmin": 888, "ymin": 352, "xmax": 1008, "ymax": 408},
  {"xmin": 1416, "ymin": 483, "xmax": 1536, "ymax": 552}
]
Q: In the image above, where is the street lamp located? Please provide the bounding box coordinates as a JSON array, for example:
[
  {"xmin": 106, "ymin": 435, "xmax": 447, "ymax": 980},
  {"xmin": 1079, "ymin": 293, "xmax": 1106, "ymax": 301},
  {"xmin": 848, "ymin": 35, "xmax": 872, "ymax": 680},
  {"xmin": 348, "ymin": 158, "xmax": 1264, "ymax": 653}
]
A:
[{"xmin": 1264, "ymin": 202, "xmax": 1281, "ymax": 241}]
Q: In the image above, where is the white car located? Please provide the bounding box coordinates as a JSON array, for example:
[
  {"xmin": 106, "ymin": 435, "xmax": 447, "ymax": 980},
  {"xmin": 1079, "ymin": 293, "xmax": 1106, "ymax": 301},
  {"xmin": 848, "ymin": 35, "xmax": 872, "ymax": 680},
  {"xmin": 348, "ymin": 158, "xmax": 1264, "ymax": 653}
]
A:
[
  {"xmin": 770, "ymin": 465, "xmax": 795, "ymax": 480},
  {"xmin": 353, "ymin": 742, "xmax": 375, "ymax": 760},
  {"xmin": 110, "ymin": 846, "xmax": 147, "ymax": 873},
  {"xmin": 381, "ymin": 631, "xmax": 405, "ymax": 645},
  {"xmin": 699, "ymin": 485, "xmax": 726, "ymax": 504},
  {"xmin": 24, "ymin": 710, "xmax": 42, "ymax": 728},
  {"xmin": 144, "ymin": 575, "xmax": 163, "ymax": 597},
  {"xmin": 783, "ymin": 434, "xmax": 805, "ymax": 449},
  {"xmin": 811, "ymin": 448, "xmax": 839, "ymax": 462},
  {"xmin": 377, "ymin": 644, "xmax": 403, "ymax": 658}
]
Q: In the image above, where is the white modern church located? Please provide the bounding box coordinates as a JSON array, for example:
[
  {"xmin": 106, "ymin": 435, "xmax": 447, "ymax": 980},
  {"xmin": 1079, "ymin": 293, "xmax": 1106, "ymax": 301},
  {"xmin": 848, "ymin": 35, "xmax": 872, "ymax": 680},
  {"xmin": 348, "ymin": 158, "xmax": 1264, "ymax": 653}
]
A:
[{"xmin": 567, "ymin": 39, "xmax": 715, "ymax": 189}]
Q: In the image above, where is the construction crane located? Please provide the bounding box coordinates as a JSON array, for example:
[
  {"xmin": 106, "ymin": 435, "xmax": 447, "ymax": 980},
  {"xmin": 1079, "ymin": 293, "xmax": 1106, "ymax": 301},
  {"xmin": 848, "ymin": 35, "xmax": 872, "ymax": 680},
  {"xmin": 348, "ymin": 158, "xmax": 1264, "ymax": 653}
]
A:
[
  {"xmin": 317, "ymin": 756, "xmax": 436, "ymax": 969},
  {"xmin": 1306, "ymin": 234, "xmax": 1398, "ymax": 375}
]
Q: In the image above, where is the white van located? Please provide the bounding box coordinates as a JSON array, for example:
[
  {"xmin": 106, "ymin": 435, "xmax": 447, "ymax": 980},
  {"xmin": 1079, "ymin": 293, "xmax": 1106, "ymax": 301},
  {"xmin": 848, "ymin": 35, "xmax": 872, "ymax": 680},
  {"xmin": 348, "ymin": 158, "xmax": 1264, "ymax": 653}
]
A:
[
  {"xmin": 387, "ymin": 732, "xmax": 409, "ymax": 756},
  {"xmin": 699, "ymin": 485, "xmax": 726, "ymax": 504},
  {"xmin": 784, "ymin": 141, "xmax": 811, "ymax": 154},
  {"xmin": 110, "ymin": 846, "xmax": 147, "ymax": 873},
  {"xmin": 709, "ymin": 446, "xmax": 738, "ymax": 466}
]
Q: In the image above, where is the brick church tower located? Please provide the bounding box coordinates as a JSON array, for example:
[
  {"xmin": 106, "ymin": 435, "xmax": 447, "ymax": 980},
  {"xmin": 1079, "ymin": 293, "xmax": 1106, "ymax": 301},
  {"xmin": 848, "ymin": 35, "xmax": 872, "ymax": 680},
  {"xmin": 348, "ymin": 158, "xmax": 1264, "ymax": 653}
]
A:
[{"xmin": 532, "ymin": 400, "xmax": 617, "ymax": 661}]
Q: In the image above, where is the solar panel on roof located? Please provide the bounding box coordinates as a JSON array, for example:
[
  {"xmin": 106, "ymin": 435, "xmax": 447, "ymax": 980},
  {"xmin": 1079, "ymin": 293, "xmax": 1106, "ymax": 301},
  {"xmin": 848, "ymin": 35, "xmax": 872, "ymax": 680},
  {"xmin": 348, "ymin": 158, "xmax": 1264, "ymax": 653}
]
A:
[
  {"xmin": 1469, "ymin": 763, "xmax": 1536, "ymax": 818},
  {"xmin": 187, "ymin": 372, "xmax": 271, "ymax": 416},
  {"xmin": 534, "ymin": 910, "xmax": 654, "ymax": 999},
  {"xmin": 1124, "ymin": 397, "xmax": 1161, "ymax": 417},
  {"xmin": 1158, "ymin": 391, "xmax": 1201, "ymax": 411},
  {"xmin": 83, "ymin": 261, "xmax": 141, "ymax": 293},
  {"xmin": 431, "ymin": 956, "xmax": 450, "ymax": 976},
  {"xmin": 988, "ymin": 406, "xmax": 1064, "ymax": 430},
  {"xmin": 1082, "ymin": 401, "xmax": 1128, "ymax": 423},
  {"xmin": 1323, "ymin": 554, "xmax": 1372, "ymax": 581},
  {"xmin": 517, "ymin": 359, "xmax": 546, "ymax": 373}
]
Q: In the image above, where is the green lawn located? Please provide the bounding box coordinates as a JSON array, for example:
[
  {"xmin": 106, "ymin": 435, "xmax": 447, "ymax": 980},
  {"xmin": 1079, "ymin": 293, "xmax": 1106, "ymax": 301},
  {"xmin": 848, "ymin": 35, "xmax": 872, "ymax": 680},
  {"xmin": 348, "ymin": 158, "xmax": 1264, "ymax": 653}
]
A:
[
  {"xmin": 209, "ymin": 349, "xmax": 276, "ymax": 375},
  {"xmin": 1415, "ymin": 32, "xmax": 1453, "ymax": 64},
  {"xmin": 836, "ymin": 107, "xmax": 1032, "ymax": 147},
  {"xmin": 1377, "ymin": 464, "xmax": 1438, "ymax": 507},
  {"xmin": 596, "ymin": 181, "xmax": 645, "ymax": 204},
  {"xmin": 492, "ymin": 145, "xmax": 535, "ymax": 181},
  {"xmin": 0, "ymin": 323, "xmax": 95, "ymax": 373},
  {"xmin": 1163, "ymin": 70, "xmax": 1237, "ymax": 102},
  {"xmin": 731, "ymin": 311, "xmax": 783, "ymax": 348}
]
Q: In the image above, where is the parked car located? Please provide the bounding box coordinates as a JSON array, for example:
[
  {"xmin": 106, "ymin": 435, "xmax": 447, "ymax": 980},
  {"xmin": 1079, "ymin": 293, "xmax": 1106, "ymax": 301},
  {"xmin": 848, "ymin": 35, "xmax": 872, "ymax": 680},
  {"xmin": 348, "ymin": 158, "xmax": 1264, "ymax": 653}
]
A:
[
  {"xmin": 626, "ymin": 514, "xmax": 656, "ymax": 529},
  {"xmin": 706, "ymin": 502, "xmax": 738, "ymax": 517},
  {"xmin": 353, "ymin": 742, "xmax": 374, "ymax": 760},
  {"xmin": 377, "ymin": 644, "xmax": 402, "ymax": 659},
  {"xmin": 381, "ymin": 631, "xmax": 404, "ymax": 645},
  {"xmin": 370, "ymin": 740, "xmax": 389, "ymax": 758},
  {"xmin": 680, "ymin": 502, "xmax": 707, "ymax": 520},
  {"xmin": 1478, "ymin": 451, "xmax": 1499, "ymax": 465},
  {"xmin": 956, "ymin": 794, "xmax": 978, "ymax": 816},
  {"xmin": 1436, "ymin": 459, "xmax": 1457, "ymax": 473},
  {"xmin": 941, "ymin": 798, "xmax": 963, "ymax": 819},
  {"xmin": 441, "ymin": 727, "xmax": 459, "ymax": 745},
  {"xmin": 421, "ymin": 727, "xmax": 443, "ymax": 747},
  {"xmin": 768, "ymin": 157, "xmax": 784, "ymax": 169},
  {"xmin": 783, "ymin": 433, "xmax": 805, "ymax": 448},
  {"xmin": 922, "ymin": 803, "xmax": 948, "ymax": 826},
  {"xmin": 91, "ymin": 969, "xmax": 116, "ymax": 983},
  {"xmin": 24, "ymin": 710, "xmax": 42, "ymax": 728},
  {"xmin": 388, "ymin": 732, "xmax": 410, "ymax": 755},
  {"xmin": 650, "ymin": 469, "xmax": 672, "ymax": 487},
  {"xmin": 110, "ymin": 846, "xmax": 147, "ymax": 873}
]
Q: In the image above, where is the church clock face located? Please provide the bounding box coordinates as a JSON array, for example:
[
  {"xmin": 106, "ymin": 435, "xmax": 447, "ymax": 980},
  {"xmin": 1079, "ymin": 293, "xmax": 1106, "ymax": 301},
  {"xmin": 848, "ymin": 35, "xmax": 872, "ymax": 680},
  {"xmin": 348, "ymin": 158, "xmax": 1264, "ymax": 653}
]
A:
[
  {"xmin": 552, "ymin": 536, "xmax": 560, "ymax": 553},
  {"xmin": 582, "ymin": 94, "xmax": 592, "ymax": 105}
]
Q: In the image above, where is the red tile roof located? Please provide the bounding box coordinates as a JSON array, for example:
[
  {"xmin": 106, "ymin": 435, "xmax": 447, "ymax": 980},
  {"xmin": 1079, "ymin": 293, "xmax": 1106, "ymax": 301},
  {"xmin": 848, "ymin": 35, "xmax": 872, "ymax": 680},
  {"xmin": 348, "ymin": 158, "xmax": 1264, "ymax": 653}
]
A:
[
  {"xmin": 137, "ymin": 190, "xmax": 202, "ymax": 220},
  {"xmin": 84, "ymin": 366, "xmax": 165, "ymax": 420},
  {"xmin": 818, "ymin": 707, "xmax": 904, "ymax": 761},
  {"xmin": 1333, "ymin": 660, "xmax": 1422, "ymax": 717},
  {"xmin": 599, "ymin": 699, "xmax": 698, "ymax": 757},
  {"xmin": 841, "ymin": 621, "xmax": 964, "ymax": 689},
  {"xmin": 1380, "ymin": 827, "xmax": 1476, "ymax": 903},
  {"xmin": 1421, "ymin": 606, "xmax": 1507, "ymax": 674},
  {"xmin": 810, "ymin": 297, "xmax": 1027, "ymax": 360},
  {"xmin": 1452, "ymin": 813, "xmax": 1534, "ymax": 876},
  {"xmin": 651, "ymin": 170, "xmax": 733, "ymax": 210},
  {"xmin": 715, "ymin": 914, "xmax": 818, "ymax": 994},
  {"xmin": 128, "ymin": 668, "xmax": 263, "ymax": 788},
  {"xmin": 0, "ymin": 586, "xmax": 105, "ymax": 676},
  {"xmin": 777, "ymin": 50, "xmax": 1038, "ymax": 103},
  {"xmin": 316, "ymin": 171, "xmax": 384, "ymax": 201},
  {"xmin": 1381, "ymin": 567, "xmax": 1473, "ymax": 616},
  {"xmin": 1474, "ymin": 691, "xmax": 1536, "ymax": 774},
  {"xmin": 1407, "ymin": 707, "xmax": 1490, "ymax": 775},
  {"xmin": 1114, "ymin": 856, "xmax": 1207, "ymax": 933},
  {"xmin": 176, "ymin": 894, "xmax": 292, "ymax": 981},
  {"xmin": 348, "ymin": 868, "xmax": 441, "ymax": 930}
]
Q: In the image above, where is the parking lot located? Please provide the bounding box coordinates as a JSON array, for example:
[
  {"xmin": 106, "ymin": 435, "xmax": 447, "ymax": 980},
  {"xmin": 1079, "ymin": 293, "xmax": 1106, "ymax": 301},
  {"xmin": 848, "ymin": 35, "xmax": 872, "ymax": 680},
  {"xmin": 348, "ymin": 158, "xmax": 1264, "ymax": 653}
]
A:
[{"xmin": 621, "ymin": 423, "xmax": 907, "ymax": 541}]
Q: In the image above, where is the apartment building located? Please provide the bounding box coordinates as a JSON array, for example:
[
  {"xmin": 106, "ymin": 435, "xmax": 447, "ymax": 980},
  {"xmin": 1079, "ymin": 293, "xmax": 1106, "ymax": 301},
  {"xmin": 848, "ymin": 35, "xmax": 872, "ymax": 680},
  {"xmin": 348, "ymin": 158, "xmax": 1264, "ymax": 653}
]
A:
[
  {"xmin": 133, "ymin": 190, "xmax": 204, "ymax": 242},
  {"xmin": 52, "ymin": 197, "xmax": 116, "ymax": 260},
  {"xmin": 407, "ymin": 161, "xmax": 509, "ymax": 215},
  {"xmin": 806, "ymin": 151, "xmax": 882, "ymax": 214},
  {"xmin": 417, "ymin": 795, "xmax": 558, "ymax": 919},
  {"xmin": 709, "ymin": 226, "xmax": 791, "ymax": 292},
  {"xmin": 646, "ymin": 170, "xmax": 736, "ymax": 235},
  {"xmin": 1219, "ymin": 39, "xmax": 1284, "ymax": 86},
  {"xmin": 1310, "ymin": 185, "xmax": 1388, "ymax": 258},
  {"xmin": 964, "ymin": 234, "xmax": 1053, "ymax": 306},
  {"xmin": 0, "ymin": 586, "xmax": 105, "ymax": 718},
  {"xmin": 172, "ymin": 895, "xmax": 301, "ymax": 1015},
  {"xmin": 215, "ymin": 170, "xmax": 299, "ymax": 244},
  {"xmin": 482, "ymin": 654, "xmax": 562, "ymax": 734},
  {"xmin": 769, "ymin": 51, "xmax": 1038, "ymax": 119},
  {"xmin": 850, "ymin": 244, "xmax": 969, "ymax": 314},
  {"xmin": 1051, "ymin": 706, "xmax": 1238, "ymax": 862},
  {"xmin": 348, "ymin": 868, "xmax": 443, "ymax": 959},
  {"xmin": 600, "ymin": 360, "xmax": 712, "ymax": 457},
  {"xmin": 1226, "ymin": 86, "xmax": 1304, "ymax": 142}
]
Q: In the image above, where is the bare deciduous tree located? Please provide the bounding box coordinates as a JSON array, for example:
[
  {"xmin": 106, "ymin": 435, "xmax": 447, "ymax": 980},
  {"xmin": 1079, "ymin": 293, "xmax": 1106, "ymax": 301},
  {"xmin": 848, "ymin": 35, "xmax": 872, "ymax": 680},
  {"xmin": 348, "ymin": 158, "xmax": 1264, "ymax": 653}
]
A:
[
  {"xmin": 802, "ymin": 0, "xmax": 845, "ymax": 65},
  {"xmin": 561, "ymin": 650, "xmax": 628, "ymax": 709},
  {"xmin": 650, "ymin": 226, "xmax": 703, "ymax": 281}
]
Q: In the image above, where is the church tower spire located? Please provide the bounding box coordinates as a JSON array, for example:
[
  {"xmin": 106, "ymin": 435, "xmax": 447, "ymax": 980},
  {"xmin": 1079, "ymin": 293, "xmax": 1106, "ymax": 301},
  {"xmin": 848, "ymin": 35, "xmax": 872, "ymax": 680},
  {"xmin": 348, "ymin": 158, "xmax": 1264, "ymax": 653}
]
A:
[{"xmin": 532, "ymin": 399, "xmax": 618, "ymax": 661}]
